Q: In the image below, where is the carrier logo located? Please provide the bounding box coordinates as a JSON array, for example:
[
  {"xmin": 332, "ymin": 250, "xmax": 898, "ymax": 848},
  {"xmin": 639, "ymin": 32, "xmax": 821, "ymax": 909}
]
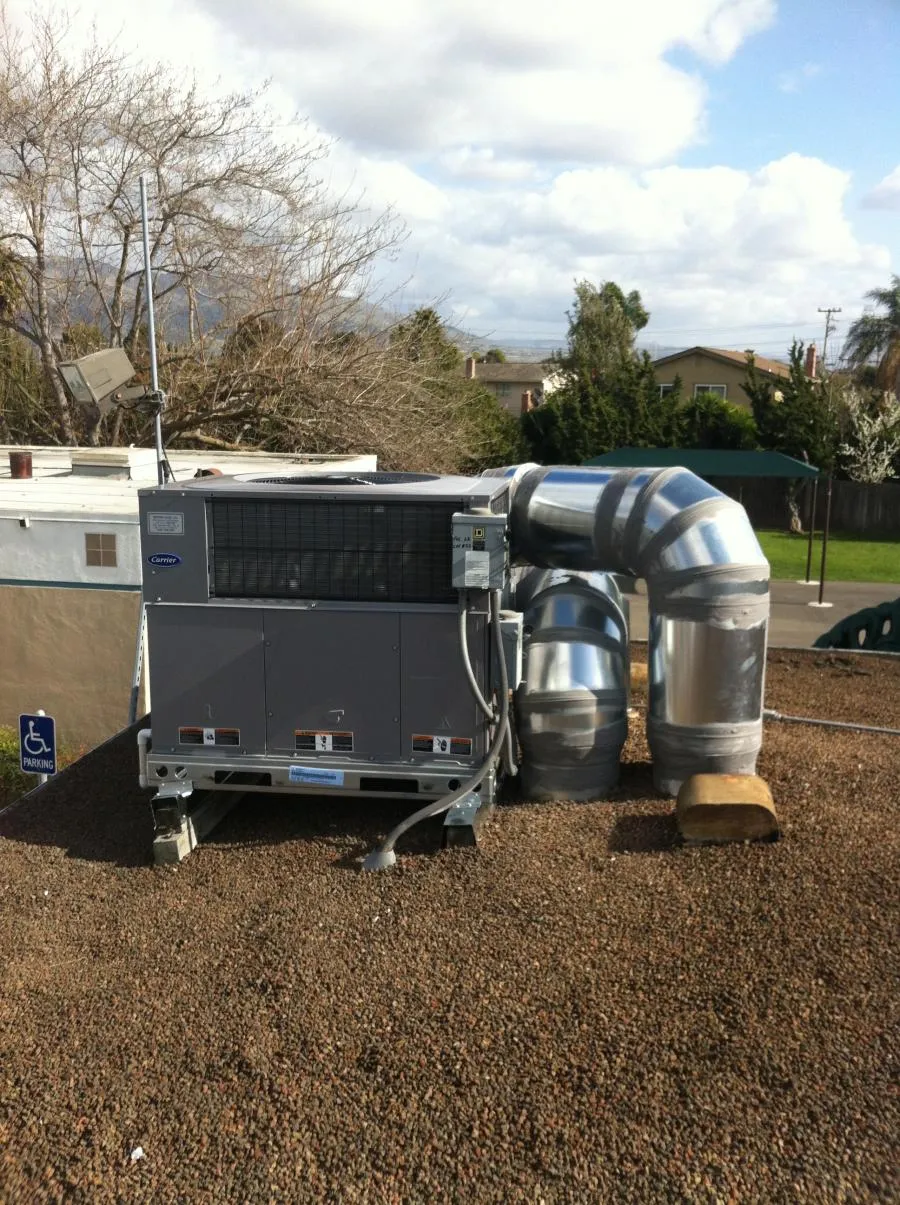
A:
[{"xmin": 147, "ymin": 552, "xmax": 182, "ymax": 568}]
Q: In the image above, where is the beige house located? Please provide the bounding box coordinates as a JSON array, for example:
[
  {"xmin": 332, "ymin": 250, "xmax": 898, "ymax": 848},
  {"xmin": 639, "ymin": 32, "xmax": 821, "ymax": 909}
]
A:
[
  {"xmin": 464, "ymin": 357, "xmax": 562, "ymax": 415},
  {"xmin": 652, "ymin": 345, "xmax": 814, "ymax": 407}
]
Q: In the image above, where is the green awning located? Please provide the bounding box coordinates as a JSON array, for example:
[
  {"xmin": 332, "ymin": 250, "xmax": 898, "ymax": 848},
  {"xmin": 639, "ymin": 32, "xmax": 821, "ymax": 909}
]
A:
[{"xmin": 582, "ymin": 448, "xmax": 819, "ymax": 478}]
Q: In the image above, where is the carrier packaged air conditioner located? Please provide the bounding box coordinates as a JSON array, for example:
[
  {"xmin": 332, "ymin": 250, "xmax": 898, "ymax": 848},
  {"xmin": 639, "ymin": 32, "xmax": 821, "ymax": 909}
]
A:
[{"xmin": 138, "ymin": 470, "xmax": 516, "ymax": 814}]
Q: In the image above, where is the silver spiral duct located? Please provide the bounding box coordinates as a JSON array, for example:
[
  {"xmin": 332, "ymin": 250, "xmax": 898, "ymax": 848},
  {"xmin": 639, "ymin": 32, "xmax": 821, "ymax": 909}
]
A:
[
  {"xmin": 487, "ymin": 465, "xmax": 769, "ymax": 795},
  {"xmin": 514, "ymin": 568, "xmax": 629, "ymax": 800}
]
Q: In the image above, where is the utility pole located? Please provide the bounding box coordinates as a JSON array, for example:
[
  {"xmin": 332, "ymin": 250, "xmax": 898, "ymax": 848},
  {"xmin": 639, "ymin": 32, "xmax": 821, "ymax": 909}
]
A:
[{"xmin": 817, "ymin": 306, "xmax": 841, "ymax": 369}]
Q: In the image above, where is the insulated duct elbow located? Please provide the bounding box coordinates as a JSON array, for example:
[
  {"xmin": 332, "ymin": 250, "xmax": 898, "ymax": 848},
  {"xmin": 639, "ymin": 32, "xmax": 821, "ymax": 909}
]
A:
[{"xmin": 487, "ymin": 465, "xmax": 770, "ymax": 795}]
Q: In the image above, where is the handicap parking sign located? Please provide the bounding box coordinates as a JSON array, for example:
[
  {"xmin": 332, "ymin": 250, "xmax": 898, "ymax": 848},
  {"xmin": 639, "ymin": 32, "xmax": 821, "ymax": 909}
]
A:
[{"xmin": 19, "ymin": 713, "xmax": 56, "ymax": 776}]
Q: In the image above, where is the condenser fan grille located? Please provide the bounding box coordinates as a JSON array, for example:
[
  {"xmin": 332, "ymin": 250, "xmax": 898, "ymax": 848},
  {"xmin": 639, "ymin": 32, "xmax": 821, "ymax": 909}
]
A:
[{"xmin": 208, "ymin": 498, "xmax": 457, "ymax": 603}]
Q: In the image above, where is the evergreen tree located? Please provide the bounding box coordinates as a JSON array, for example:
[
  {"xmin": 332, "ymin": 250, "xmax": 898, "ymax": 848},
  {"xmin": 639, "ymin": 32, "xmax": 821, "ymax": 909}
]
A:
[
  {"xmin": 742, "ymin": 341, "xmax": 837, "ymax": 469},
  {"xmin": 523, "ymin": 279, "xmax": 678, "ymax": 463},
  {"xmin": 676, "ymin": 391, "xmax": 758, "ymax": 450}
]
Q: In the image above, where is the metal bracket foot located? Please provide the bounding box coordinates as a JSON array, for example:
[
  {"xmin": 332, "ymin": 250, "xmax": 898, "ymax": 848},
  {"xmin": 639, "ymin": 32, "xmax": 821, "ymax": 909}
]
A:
[
  {"xmin": 442, "ymin": 792, "xmax": 494, "ymax": 849},
  {"xmin": 151, "ymin": 785, "xmax": 244, "ymax": 865}
]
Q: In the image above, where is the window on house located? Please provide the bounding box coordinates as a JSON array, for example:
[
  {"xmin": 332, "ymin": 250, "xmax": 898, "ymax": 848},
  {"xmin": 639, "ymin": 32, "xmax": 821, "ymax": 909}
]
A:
[
  {"xmin": 693, "ymin": 384, "xmax": 727, "ymax": 399},
  {"xmin": 658, "ymin": 383, "xmax": 675, "ymax": 398},
  {"xmin": 497, "ymin": 383, "xmax": 511, "ymax": 397},
  {"xmin": 85, "ymin": 532, "xmax": 117, "ymax": 567}
]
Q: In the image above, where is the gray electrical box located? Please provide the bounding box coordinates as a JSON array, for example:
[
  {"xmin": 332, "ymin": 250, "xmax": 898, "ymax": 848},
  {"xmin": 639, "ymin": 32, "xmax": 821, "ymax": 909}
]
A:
[{"xmin": 451, "ymin": 513, "xmax": 508, "ymax": 590}]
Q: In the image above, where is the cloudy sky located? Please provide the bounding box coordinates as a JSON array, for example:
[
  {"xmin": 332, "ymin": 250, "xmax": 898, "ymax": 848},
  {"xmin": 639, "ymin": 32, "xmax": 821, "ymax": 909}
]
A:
[{"xmin": 19, "ymin": 0, "xmax": 900, "ymax": 360}]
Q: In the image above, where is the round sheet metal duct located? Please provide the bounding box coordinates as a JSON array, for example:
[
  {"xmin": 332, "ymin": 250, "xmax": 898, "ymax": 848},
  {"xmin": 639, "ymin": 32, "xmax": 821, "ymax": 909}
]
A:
[
  {"xmin": 486, "ymin": 465, "xmax": 769, "ymax": 795},
  {"xmin": 514, "ymin": 568, "xmax": 629, "ymax": 801}
]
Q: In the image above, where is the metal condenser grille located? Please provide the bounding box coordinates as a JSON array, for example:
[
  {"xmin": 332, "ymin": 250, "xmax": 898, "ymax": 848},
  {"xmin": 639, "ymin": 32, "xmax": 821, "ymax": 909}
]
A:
[{"xmin": 208, "ymin": 499, "xmax": 457, "ymax": 603}]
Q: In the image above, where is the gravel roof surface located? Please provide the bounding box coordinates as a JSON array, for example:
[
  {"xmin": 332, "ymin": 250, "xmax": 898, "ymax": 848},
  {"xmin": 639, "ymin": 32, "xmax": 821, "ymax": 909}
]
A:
[{"xmin": 0, "ymin": 650, "xmax": 897, "ymax": 1203}]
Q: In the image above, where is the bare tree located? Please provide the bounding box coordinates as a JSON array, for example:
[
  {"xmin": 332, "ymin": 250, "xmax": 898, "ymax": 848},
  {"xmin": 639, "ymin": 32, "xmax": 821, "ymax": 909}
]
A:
[
  {"xmin": 0, "ymin": 5, "xmax": 400, "ymax": 445},
  {"xmin": 0, "ymin": 6, "xmax": 521, "ymax": 473}
]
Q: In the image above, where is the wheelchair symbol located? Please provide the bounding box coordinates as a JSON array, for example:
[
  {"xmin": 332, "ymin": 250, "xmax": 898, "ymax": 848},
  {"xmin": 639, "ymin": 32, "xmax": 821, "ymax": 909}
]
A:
[{"xmin": 23, "ymin": 720, "xmax": 51, "ymax": 756}]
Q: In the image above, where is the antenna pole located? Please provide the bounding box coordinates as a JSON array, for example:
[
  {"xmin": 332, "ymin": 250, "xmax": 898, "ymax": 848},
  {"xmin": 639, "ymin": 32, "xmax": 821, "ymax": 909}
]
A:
[{"xmin": 140, "ymin": 174, "xmax": 166, "ymax": 486}]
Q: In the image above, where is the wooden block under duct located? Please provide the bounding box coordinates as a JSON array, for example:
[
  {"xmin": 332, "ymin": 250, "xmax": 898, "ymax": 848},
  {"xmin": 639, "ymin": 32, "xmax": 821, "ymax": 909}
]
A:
[{"xmin": 676, "ymin": 774, "xmax": 779, "ymax": 845}]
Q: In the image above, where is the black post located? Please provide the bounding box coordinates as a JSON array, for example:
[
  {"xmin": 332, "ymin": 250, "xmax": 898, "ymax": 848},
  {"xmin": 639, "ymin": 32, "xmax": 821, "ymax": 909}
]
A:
[
  {"xmin": 804, "ymin": 477, "xmax": 818, "ymax": 583},
  {"xmin": 817, "ymin": 475, "xmax": 833, "ymax": 605}
]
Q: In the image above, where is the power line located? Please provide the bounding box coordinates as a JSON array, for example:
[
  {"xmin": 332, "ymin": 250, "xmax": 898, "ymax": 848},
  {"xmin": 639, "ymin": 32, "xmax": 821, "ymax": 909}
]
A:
[{"xmin": 643, "ymin": 321, "xmax": 822, "ymax": 336}]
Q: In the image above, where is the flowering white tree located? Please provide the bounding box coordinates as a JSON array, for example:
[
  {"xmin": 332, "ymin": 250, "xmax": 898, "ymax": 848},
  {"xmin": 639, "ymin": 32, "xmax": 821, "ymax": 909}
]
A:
[{"xmin": 838, "ymin": 387, "xmax": 900, "ymax": 484}]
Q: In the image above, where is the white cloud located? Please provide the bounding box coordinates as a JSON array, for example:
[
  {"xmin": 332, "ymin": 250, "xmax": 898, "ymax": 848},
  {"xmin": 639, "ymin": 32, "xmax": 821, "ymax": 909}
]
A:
[
  {"xmin": 185, "ymin": 0, "xmax": 777, "ymax": 166},
  {"xmin": 862, "ymin": 166, "xmax": 900, "ymax": 211},
  {"xmin": 379, "ymin": 154, "xmax": 889, "ymax": 341},
  {"xmin": 3, "ymin": 0, "xmax": 890, "ymax": 350}
]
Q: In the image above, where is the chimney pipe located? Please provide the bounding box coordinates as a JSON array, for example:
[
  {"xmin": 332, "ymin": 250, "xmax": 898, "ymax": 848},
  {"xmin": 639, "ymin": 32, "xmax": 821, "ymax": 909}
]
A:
[
  {"xmin": 464, "ymin": 356, "xmax": 477, "ymax": 380},
  {"xmin": 804, "ymin": 343, "xmax": 818, "ymax": 378},
  {"xmin": 9, "ymin": 450, "xmax": 32, "ymax": 479}
]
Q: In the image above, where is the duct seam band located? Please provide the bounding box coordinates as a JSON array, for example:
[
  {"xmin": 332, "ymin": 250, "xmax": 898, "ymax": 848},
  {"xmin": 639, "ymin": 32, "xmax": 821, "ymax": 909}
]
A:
[
  {"xmin": 647, "ymin": 563, "xmax": 769, "ymax": 624},
  {"xmin": 648, "ymin": 717, "xmax": 763, "ymax": 764},
  {"xmin": 648, "ymin": 718, "xmax": 763, "ymax": 796},
  {"xmin": 524, "ymin": 628, "xmax": 628, "ymax": 651},
  {"xmin": 621, "ymin": 465, "xmax": 686, "ymax": 560},
  {"xmin": 650, "ymin": 596, "xmax": 770, "ymax": 625}
]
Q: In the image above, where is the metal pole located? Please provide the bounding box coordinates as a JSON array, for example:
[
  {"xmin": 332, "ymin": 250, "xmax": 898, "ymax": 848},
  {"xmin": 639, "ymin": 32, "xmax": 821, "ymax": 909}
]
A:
[
  {"xmin": 817, "ymin": 475, "xmax": 833, "ymax": 605},
  {"xmin": 36, "ymin": 708, "xmax": 48, "ymax": 786},
  {"xmin": 140, "ymin": 174, "xmax": 165, "ymax": 486},
  {"xmin": 804, "ymin": 477, "xmax": 818, "ymax": 583}
]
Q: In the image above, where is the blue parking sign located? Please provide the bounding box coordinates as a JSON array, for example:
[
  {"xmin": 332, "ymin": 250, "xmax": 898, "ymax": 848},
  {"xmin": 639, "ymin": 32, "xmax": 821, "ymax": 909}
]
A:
[{"xmin": 19, "ymin": 713, "xmax": 56, "ymax": 776}]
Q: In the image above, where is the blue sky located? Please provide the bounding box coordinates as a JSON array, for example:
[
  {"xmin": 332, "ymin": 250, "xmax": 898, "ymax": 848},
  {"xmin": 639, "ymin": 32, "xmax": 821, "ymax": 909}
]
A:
[
  {"xmin": 32, "ymin": 0, "xmax": 900, "ymax": 361},
  {"xmin": 689, "ymin": 0, "xmax": 898, "ymax": 186}
]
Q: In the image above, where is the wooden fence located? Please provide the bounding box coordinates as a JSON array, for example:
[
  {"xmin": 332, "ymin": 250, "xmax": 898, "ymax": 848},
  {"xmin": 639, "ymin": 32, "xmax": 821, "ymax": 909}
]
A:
[{"xmin": 709, "ymin": 477, "xmax": 900, "ymax": 538}]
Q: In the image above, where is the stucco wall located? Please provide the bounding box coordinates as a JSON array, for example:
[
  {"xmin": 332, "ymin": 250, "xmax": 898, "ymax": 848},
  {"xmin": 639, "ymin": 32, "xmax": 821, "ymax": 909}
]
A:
[
  {"xmin": 0, "ymin": 515, "xmax": 141, "ymax": 586},
  {"xmin": 0, "ymin": 584, "xmax": 148, "ymax": 752},
  {"xmin": 653, "ymin": 353, "xmax": 760, "ymax": 407}
]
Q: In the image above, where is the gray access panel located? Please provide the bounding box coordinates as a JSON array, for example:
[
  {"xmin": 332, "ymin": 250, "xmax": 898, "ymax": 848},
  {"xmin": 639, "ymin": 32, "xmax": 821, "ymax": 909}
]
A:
[
  {"xmin": 147, "ymin": 604, "xmax": 267, "ymax": 753},
  {"xmin": 264, "ymin": 609, "xmax": 402, "ymax": 758},
  {"xmin": 139, "ymin": 492, "xmax": 209, "ymax": 604},
  {"xmin": 401, "ymin": 610, "xmax": 487, "ymax": 761}
]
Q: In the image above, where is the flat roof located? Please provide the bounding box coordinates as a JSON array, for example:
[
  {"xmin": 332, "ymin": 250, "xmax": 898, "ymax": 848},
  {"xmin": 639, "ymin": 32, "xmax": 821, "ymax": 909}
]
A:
[{"xmin": 0, "ymin": 447, "xmax": 379, "ymax": 518}]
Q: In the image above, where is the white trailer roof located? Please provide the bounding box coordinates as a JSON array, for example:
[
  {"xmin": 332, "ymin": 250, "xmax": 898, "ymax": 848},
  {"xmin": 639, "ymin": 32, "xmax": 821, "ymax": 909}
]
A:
[{"xmin": 0, "ymin": 447, "xmax": 378, "ymax": 520}]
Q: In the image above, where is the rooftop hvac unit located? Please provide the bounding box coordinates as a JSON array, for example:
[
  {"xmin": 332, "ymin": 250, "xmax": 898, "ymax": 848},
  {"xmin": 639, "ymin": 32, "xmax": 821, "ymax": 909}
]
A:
[
  {"xmin": 137, "ymin": 463, "xmax": 770, "ymax": 866},
  {"xmin": 138, "ymin": 471, "xmax": 517, "ymax": 843}
]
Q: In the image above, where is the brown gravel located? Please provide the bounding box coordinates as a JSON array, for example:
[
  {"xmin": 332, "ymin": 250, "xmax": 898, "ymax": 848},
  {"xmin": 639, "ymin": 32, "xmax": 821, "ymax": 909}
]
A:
[{"xmin": 1, "ymin": 649, "xmax": 898, "ymax": 1203}]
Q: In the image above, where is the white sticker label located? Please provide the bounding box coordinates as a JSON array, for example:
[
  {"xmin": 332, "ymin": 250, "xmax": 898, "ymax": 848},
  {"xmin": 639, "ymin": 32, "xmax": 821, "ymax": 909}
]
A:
[
  {"xmin": 464, "ymin": 550, "xmax": 491, "ymax": 588},
  {"xmin": 203, "ymin": 727, "xmax": 216, "ymax": 746},
  {"xmin": 148, "ymin": 511, "xmax": 184, "ymax": 536},
  {"xmin": 316, "ymin": 733, "xmax": 333, "ymax": 752},
  {"xmin": 289, "ymin": 766, "xmax": 345, "ymax": 787}
]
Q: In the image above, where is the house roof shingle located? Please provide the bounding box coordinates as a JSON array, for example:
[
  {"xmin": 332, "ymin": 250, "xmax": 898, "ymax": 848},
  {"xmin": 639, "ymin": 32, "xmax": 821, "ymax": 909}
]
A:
[
  {"xmin": 653, "ymin": 346, "xmax": 791, "ymax": 379},
  {"xmin": 467, "ymin": 360, "xmax": 551, "ymax": 383}
]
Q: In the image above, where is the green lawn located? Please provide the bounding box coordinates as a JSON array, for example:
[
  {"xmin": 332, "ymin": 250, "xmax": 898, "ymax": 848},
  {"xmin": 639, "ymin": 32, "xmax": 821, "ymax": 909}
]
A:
[{"xmin": 756, "ymin": 529, "xmax": 900, "ymax": 583}]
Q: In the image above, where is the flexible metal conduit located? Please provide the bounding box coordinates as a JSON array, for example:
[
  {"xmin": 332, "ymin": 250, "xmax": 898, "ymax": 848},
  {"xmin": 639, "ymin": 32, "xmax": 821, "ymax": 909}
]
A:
[
  {"xmin": 514, "ymin": 568, "xmax": 629, "ymax": 800},
  {"xmin": 485, "ymin": 465, "xmax": 770, "ymax": 796},
  {"xmin": 764, "ymin": 709, "xmax": 900, "ymax": 736}
]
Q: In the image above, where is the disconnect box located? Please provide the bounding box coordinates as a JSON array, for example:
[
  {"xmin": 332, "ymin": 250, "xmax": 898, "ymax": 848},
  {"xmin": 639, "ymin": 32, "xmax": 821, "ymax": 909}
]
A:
[{"xmin": 451, "ymin": 513, "xmax": 508, "ymax": 590}]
